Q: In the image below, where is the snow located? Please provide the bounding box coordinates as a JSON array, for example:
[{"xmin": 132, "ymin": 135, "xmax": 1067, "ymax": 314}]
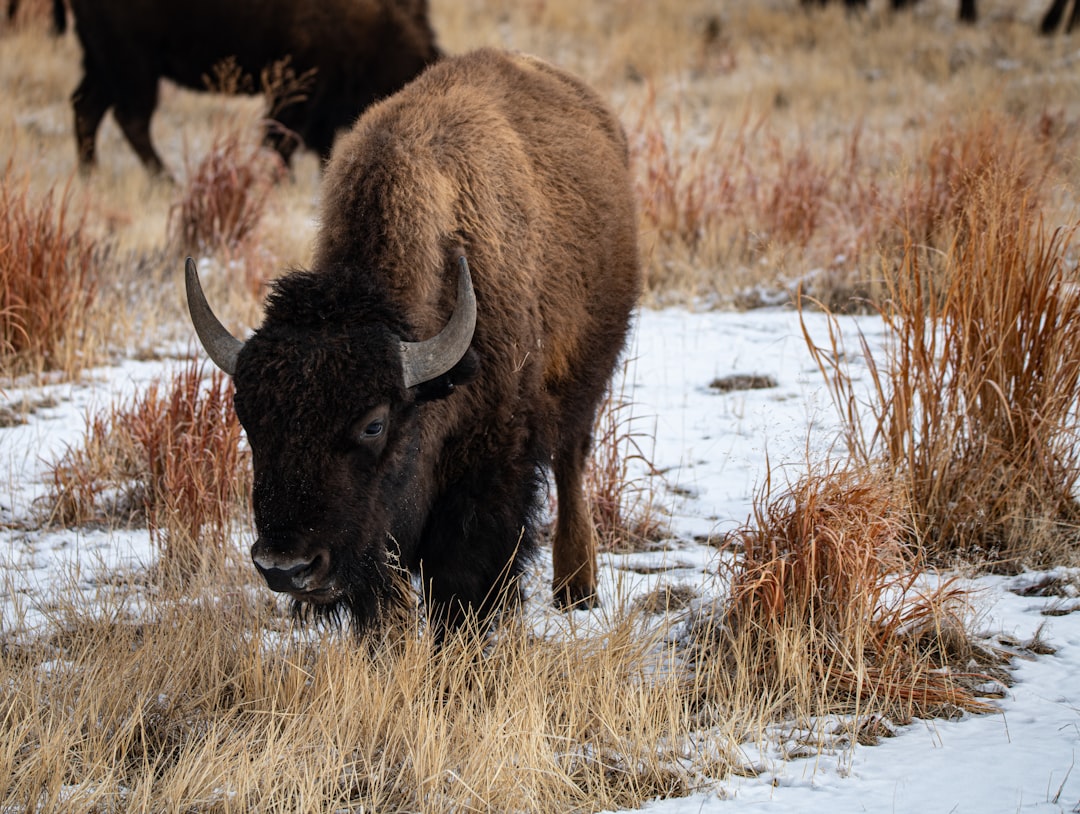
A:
[
  {"xmin": 624, "ymin": 573, "xmax": 1080, "ymax": 813},
  {"xmin": 2, "ymin": 307, "xmax": 1078, "ymax": 813}
]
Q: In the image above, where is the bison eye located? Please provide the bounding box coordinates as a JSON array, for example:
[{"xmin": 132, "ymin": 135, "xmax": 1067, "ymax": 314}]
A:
[{"xmin": 349, "ymin": 406, "xmax": 390, "ymax": 449}]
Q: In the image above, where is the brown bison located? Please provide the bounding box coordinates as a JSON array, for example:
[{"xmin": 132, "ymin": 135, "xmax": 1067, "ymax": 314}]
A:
[
  {"xmin": 67, "ymin": 0, "xmax": 440, "ymax": 176},
  {"xmin": 804, "ymin": 0, "xmax": 1076, "ymax": 31},
  {"xmin": 186, "ymin": 49, "xmax": 641, "ymax": 635}
]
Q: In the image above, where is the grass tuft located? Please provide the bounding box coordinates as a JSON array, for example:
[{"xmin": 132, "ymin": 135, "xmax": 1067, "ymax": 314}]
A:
[
  {"xmin": 0, "ymin": 160, "xmax": 101, "ymax": 379},
  {"xmin": 805, "ymin": 169, "xmax": 1080, "ymax": 571},
  {"xmin": 585, "ymin": 360, "xmax": 668, "ymax": 551},
  {"xmin": 168, "ymin": 121, "xmax": 284, "ymax": 257},
  {"xmin": 48, "ymin": 357, "xmax": 250, "ymax": 581},
  {"xmin": 699, "ymin": 468, "xmax": 999, "ymax": 728}
]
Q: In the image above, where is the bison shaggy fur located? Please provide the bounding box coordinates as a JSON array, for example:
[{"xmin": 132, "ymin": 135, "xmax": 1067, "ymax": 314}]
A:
[
  {"xmin": 67, "ymin": 0, "xmax": 439, "ymax": 176},
  {"xmin": 188, "ymin": 49, "xmax": 641, "ymax": 635}
]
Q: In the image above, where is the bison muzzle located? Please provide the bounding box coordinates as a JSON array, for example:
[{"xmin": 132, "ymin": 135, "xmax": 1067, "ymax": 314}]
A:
[{"xmin": 186, "ymin": 49, "xmax": 641, "ymax": 636}]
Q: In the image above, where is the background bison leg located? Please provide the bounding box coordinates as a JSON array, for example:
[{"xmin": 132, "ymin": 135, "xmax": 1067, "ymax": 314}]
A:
[
  {"xmin": 552, "ymin": 430, "xmax": 600, "ymax": 610},
  {"xmin": 72, "ymin": 72, "xmax": 110, "ymax": 173},
  {"xmin": 1066, "ymin": 0, "xmax": 1080, "ymax": 32},
  {"xmin": 1041, "ymin": 0, "xmax": 1070, "ymax": 33},
  {"xmin": 112, "ymin": 85, "xmax": 167, "ymax": 177},
  {"xmin": 263, "ymin": 115, "xmax": 301, "ymax": 169}
]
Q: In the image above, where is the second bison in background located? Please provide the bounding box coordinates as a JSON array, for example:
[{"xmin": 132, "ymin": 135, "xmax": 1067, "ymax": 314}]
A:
[
  {"xmin": 804, "ymin": 0, "xmax": 1079, "ymax": 33},
  {"xmin": 67, "ymin": 0, "xmax": 440, "ymax": 176},
  {"xmin": 186, "ymin": 49, "xmax": 641, "ymax": 635}
]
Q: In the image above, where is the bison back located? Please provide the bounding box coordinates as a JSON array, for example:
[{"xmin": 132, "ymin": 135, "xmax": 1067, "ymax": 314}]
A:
[{"xmin": 316, "ymin": 48, "xmax": 641, "ymax": 414}]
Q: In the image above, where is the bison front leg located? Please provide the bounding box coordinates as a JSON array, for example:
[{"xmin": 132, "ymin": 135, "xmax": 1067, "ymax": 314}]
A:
[
  {"xmin": 552, "ymin": 435, "xmax": 599, "ymax": 610},
  {"xmin": 72, "ymin": 72, "xmax": 110, "ymax": 173},
  {"xmin": 112, "ymin": 87, "xmax": 168, "ymax": 177},
  {"xmin": 415, "ymin": 455, "xmax": 538, "ymax": 638}
]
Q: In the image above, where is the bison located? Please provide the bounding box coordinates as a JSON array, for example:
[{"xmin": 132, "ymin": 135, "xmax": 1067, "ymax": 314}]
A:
[
  {"xmin": 186, "ymin": 49, "xmax": 641, "ymax": 635},
  {"xmin": 67, "ymin": 0, "xmax": 440, "ymax": 176},
  {"xmin": 804, "ymin": 0, "xmax": 1077, "ymax": 32}
]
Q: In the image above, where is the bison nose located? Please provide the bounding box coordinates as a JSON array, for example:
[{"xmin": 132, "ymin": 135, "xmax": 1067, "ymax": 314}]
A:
[{"xmin": 251, "ymin": 545, "xmax": 327, "ymax": 593}]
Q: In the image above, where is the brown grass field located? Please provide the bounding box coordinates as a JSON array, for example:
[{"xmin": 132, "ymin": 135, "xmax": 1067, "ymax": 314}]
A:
[{"xmin": 3, "ymin": 0, "xmax": 1080, "ymax": 810}]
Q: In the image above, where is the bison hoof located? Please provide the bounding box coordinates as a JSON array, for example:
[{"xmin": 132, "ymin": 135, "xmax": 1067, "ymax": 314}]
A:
[{"xmin": 553, "ymin": 584, "xmax": 600, "ymax": 612}]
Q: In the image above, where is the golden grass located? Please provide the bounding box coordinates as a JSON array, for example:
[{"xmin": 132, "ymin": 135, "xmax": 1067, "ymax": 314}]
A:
[
  {"xmin": 0, "ymin": 572, "xmax": 734, "ymax": 813},
  {"xmin": 1, "ymin": 468, "xmax": 1004, "ymax": 812}
]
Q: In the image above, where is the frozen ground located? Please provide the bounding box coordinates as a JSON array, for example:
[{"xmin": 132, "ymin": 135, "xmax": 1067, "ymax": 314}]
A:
[{"xmin": 2, "ymin": 308, "xmax": 1078, "ymax": 813}]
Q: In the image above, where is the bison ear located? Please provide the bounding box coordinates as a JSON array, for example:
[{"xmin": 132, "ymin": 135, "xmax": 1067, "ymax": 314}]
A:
[{"xmin": 412, "ymin": 348, "xmax": 480, "ymax": 404}]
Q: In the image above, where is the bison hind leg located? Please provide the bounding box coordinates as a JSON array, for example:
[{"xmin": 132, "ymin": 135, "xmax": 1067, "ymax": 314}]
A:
[
  {"xmin": 72, "ymin": 72, "xmax": 111, "ymax": 173},
  {"xmin": 551, "ymin": 430, "xmax": 600, "ymax": 611},
  {"xmin": 112, "ymin": 94, "xmax": 168, "ymax": 178}
]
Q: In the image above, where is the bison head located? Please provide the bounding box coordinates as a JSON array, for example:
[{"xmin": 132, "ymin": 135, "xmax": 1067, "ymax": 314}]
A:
[{"xmin": 184, "ymin": 256, "xmax": 476, "ymax": 625}]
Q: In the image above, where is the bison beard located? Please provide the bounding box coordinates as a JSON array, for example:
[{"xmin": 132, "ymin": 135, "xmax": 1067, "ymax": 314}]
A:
[{"xmin": 186, "ymin": 49, "xmax": 641, "ymax": 638}]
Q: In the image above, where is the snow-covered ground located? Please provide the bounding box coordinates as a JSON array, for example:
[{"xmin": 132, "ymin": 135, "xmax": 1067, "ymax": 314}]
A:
[{"xmin": 2, "ymin": 308, "xmax": 1078, "ymax": 813}]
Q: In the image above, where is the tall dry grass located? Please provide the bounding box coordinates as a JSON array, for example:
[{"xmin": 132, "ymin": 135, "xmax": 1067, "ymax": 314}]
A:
[
  {"xmin": 168, "ymin": 129, "xmax": 283, "ymax": 257},
  {"xmin": 0, "ymin": 160, "xmax": 102, "ymax": 379},
  {"xmin": 47, "ymin": 357, "xmax": 250, "ymax": 581},
  {"xmin": 167, "ymin": 58, "xmax": 290, "ymax": 259},
  {"xmin": 585, "ymin": 360, "xmax": 669, "ymax": 552},
  {"xmin": 1, "ymin": 523, "xmax": 1003, "ymax": 814},
  {"xmin": 630, "ymin": 92, "xmax": 1073, "ymax": 310},
  {"xmin": 0, "ymin": 575, "xmax": 735, "ymax": 813},
  {"xmin": 805, "ymin": 167, "xmax": 1080, "ymax": 571}
]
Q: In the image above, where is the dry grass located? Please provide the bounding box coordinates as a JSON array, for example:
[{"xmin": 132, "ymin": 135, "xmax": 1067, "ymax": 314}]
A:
[
  {"xmin": 585, "ymin": 360, "xmax": 669, "ymax": 552},
  {"xmin": 697, "ymin": 469, "xmax": 1000, "ymax": 730},
  {"xmin": 805, "ymin": 168, "xmax": 1080, "ymax": 571},
  {"xmin": 3, "ymin": 0, "xmax": 56, "ymax": 32},
  {"xmin": 0, "ymin": 575, "xmax": 733, "ymax": 813},
  {"xmin": 47, "ymin": 357, "xmax": 250, "ymax": 581},
  {"xmin": 168, "ymin": 128, "xmax": 283, "ymax": 257},
  {"xmin": 0, "ymin": 159, "xmax": 104, "ymax": 379},
  {"xmin": 167, "ymin": 59, "xmax": 291, "ymax": 258}
]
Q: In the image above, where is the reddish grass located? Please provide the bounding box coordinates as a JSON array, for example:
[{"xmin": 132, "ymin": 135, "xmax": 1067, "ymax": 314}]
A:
[
  {"xmin": 168, "ymin": 127, "xmax": 284, "ymax": 257},
  {"xmin": 896, "ymin": 111, "xmax": 1054, "ymax": 253},
  {"xmin": 0, "ymin": 161, "xmax": 100, "ymax": 378},
  {"xmin": 714, "ymin": 469, "xmax": 999, "ymax": 722},
  {"xmin": 804, "ymin": 158, "xmax": 1080, "ymax": 571},
  {"xmin": 585, "ymin": 364, "xmax": 668, "ymax": 551},
  {"xmin": 49, "ymin": 357, "xmax": 250, "ymax": 580},
  {"xmin": 3, "ymin": 0, "xmax": 54, "ymax": 29},
  {"xmin": 629, "ymin": 94, "xmax": 1074, "ymax": 311}
]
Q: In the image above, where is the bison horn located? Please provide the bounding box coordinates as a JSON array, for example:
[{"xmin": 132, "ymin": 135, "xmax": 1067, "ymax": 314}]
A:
[
  {"xmin": 185, "ymin": 257, "xmax": 244, "ymax": 375},
  {"xmin": 400, "ymin": 255, "xmax": 477, "ymax": 389}
]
